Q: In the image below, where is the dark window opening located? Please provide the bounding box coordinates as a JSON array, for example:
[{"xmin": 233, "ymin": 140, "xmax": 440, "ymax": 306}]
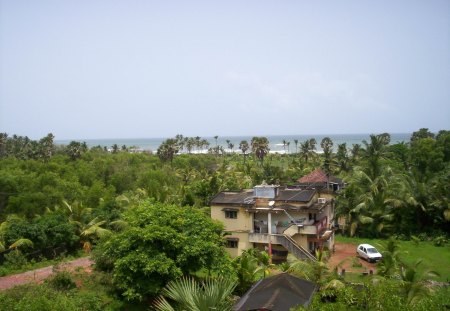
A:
[
  {"xmin": 226, "ymin": 240, "xmax": 238, "ymax": 248},
  {"xmin": 225, "ymin": 211, "xmax": 238, "ymax": 219}
]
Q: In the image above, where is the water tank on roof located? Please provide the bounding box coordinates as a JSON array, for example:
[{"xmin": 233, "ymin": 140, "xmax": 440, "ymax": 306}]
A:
[{"xmin": 254, "ymin": 185, "xmax": 277, "ymax": 199}]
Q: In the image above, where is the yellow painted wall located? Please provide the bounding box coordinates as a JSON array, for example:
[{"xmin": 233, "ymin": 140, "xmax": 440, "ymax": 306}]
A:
[
  {"xmin": 224, "ymin": 231, "xmax": 251, "ymax": 257},
  {"xmin": 210, "ymin": 205, "xmax": 252, "ymax": 232},
  {"xmin": 292, "ymin": 233, "xmax": 308, "ymax": 250}
]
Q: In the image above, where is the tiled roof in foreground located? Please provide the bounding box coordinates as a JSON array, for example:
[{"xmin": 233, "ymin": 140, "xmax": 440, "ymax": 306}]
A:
[{"xmin": 233, "ymin": 273, "xmax": 317, "ymax": 311}]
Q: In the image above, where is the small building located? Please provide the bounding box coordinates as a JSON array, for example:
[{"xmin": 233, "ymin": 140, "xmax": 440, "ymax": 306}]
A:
[
  {"xmin": 296, "ymin": 168, "xmax": 345, "ymax": 192},
  {"xmin": 210, "ymin": 169, "xmax": 343, "ymax": 262},
  {"xmin": 233, "ymin": 273, "xmax": 317, "ymax": 311}
]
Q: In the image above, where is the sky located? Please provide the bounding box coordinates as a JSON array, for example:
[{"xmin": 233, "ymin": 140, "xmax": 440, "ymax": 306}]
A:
[{"xmin": 0, "ymin": 0, "xmax": 449, "ymax": 140}]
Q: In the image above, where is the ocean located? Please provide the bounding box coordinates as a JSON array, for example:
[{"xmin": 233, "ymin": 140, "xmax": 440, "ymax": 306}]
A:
[{"xmin": 55, "ymin": 133, "xmax": 411, "ymax": 154}]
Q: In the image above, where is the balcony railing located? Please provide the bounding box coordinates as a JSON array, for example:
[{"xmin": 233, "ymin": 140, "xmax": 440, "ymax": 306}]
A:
[{"xmin": 299, "ymin": 216, "xmax": 328, "ymax": 235}]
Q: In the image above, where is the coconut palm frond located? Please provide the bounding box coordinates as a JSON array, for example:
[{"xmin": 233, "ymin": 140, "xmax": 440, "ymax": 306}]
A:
[
  {"xmin": 155, "ymin": 277, "xmax": 236, "ymax": 311},
  {"xmin": 94, "ymin": 227, "xmax": 113, "ymax": 239},
  {"xmin": 9, "ymin": 238, "xmax": 34, "ymax": 250},
  {"xmin": 153, "ymin": 297, "xmax": 176, "ymax": 311},
  {"xmin": 62, "ymin": 200, "xmax": 72, "ymax": 213},
  {"xmin": 322, "ymin": 279, "xmax": 345, "ymax": 290},
  {"xmin": 110, "ymin": 220, "xmax": 129, "ymax": 231},
  {"xmin": 380, "ymin": 214, "xmax": 394, "ymax": 221},
  {"xmin": 358, "ymin": 215, "xmax": 374, "ymax": 224}
]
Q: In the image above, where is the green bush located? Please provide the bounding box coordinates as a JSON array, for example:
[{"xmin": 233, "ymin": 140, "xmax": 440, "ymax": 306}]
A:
[
  {"xmin": 0, "ymin": 284, "xmax": 78, "ymax": 311},
  {"xmin": 433, "ymin": 236, "xmax": 447, "ymax": 247},
  {"xmin": 46, "ymin": 270, "xmax": 76, "ymax": 291},
  {"xmin": 3, "ymin": 250, "xmax": 28, "ymax": 269}
]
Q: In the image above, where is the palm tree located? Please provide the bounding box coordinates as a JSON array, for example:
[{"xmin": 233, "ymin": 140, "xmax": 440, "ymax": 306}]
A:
[
  {"xmin": 376, "ymin": 238, "xmax": 403, "ymax": 277},
  {"xmin": 154, "ymin": 277, "xmax": 237, "ymax": 311},
  {"xmin": 288, "ymin": 250, "xmax": 330, "ymax": 285},
  {"xmin": 300, "ymin": 140, "xmax": 310, "ymax": 163},
  {"xmin": 214, "ymin": 135, "xmax": 219, "ymax": 146},
  {"xmin": 350, "ymin": 143, "xmax": 362, "ymax": 162},
  {"xmin": 362, "ymin": 133, "xmax": 390, "ymax": 180},
  {"xmin": 233, "ymin": 249, "xmax": 265, "ymax": 294},
  {"xmin": 336, "ymin": 143, "xmax": 349, "ymax": 172},
  {"xmin": 79, "ymin": 217, "xmax": 112, "ymax": 252},
  {"xmin": 175, "ymin": 134, "xmax": 184, "ymax": 152},
  {"xmin": 251, "ymin": 137, "xmax": 270, "ymax": 165},
  {"xmin": 320, "ymin": 137, "xmax": 333, "ymax": 173},
  {"xmin": 309, "ymin": 138, "xmax": 317, "ymax": 151},
  {"xmin": 62, "ymin": 200, "xmax": 111, "ymax": 252},
  {"xmin": 239, "ymin": 140, "xmax": 250, "ymax": 164},
  {"xmin": 282, "ymin": 139, "xmax": 287, "ymax": 153},
  {"xmin": 157, "ymin": 139, "xmax": 179, "ymax": 163},
  {"xmin": 286, "ymin": 141, "xmax": 290, "ymax": 154},
  {"xmin": 400, "ymin": 259, "xmax": 439, "ymax": 305},
  {"xmin": 0, "ymin": 215, "xmax": 34, "ymax": 253},
  {"xmin": 346, "ymin": 168, "xmax": 407, "ymax": 237}
]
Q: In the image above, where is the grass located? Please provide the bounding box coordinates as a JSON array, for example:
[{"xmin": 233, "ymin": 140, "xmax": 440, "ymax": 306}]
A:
[{"xmin": 335, "ymin": 235, "xmax": 450, "ymax": 282}]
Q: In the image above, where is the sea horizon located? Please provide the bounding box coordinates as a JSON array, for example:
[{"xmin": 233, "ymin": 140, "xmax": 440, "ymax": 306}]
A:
[{"xmin": 55, "ymin": 132, "xmax": 411, "ymax": 153}]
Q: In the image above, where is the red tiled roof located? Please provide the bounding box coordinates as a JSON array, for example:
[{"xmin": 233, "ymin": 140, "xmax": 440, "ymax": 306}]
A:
[{"xmin": 297, "ymin": 169, "xmax": 329, "ymax": 183}]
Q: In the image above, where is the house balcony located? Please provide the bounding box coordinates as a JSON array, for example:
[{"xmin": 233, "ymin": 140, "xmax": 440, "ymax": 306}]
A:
[
  {"xmin": 299, "ymin": 216, "xmax": 328, "ymax": 235},
  {"xmin": 249, "ymin": 233, "xmax": 284, "ymax": 244}
]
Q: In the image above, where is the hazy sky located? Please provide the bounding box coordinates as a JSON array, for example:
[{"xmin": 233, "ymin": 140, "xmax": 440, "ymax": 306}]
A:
[{"xmin": 1, "ymin": 0, "xmax": 449, "ymax": 140}]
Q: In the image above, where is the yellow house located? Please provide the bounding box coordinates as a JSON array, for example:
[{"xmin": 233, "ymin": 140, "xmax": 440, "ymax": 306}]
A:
[{"xmin": 210, "ymin": 169, "xmax": 343, "ymax": 262}]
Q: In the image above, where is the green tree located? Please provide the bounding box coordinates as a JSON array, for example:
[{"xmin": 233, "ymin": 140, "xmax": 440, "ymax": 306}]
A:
[
  {"xmin": 410, "ymin": 128, "xmax": 435, "ymax": 142},
  {"xmin": 157, "ymin": 138, "xmax": 179, "ymax": 164},
  {"xmin": 232, "ymin": 249, "xmax": 264, "ymax": 295},
  {"xmin": 239, "ymin": 140, "xmax": 250, "ymax": 164},
  {"xmin": 362, "ymin": 133, "xmax": 390, "ymax": 180},
  {"xmin": 320, "ymin": 137, "xmax": 333, "ymax": 173},
  {"xmin": 335, "ymin": 143, "xmax": 349, "ymax": 173},
  {"xmin": 251, "ymin": 137, "xmax": 270, "ymax": 164},
  {"xmin": 94, "ymin": 200, "xmax": 228, "ymax": 300}
]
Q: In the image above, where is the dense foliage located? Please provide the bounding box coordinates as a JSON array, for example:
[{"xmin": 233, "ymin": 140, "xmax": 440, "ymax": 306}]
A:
[
  {"xmin": 93, "ymin": 200, "xmax": 229, "ymax": 300},
  {"xmin": 0, "ymin": 129, "xmax": 449, "ymax": 308}
]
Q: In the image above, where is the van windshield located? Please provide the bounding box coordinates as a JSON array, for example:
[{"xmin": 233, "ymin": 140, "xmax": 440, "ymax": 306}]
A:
[{"xmin": 367, "ymin": 248, "xmax": 378, "ymax": 254}]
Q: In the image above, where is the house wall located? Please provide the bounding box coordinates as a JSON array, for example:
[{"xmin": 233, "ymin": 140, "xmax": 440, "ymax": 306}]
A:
[
  {"xmin": 210, "ymin": 205, "xmax": 252, "ymax": 232},
  {"xmin": 291, "ymin": 233, "xmax": 308, "ymax": 250},
  {"xmin": 224, "ymin": 231, "xmax": 251, "ymax": 257}
]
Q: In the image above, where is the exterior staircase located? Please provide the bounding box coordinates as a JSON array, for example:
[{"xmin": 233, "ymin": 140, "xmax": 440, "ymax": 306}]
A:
[
  {"xmin": 247, "ymin": 231, "xmax": 317, "ymax": 261},
  {"xmin": 279, "ymin": 234, "xmax": 317, "ymax": 261}
]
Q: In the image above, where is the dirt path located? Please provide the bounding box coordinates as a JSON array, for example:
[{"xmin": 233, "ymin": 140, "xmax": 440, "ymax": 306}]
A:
[
  {"xmin": 328, "ymin": 243, "xmax": 377, "ymax": 274},
  {"xmin": 0, "ymin": 257, "xmax": 93, "ymax": 291}
]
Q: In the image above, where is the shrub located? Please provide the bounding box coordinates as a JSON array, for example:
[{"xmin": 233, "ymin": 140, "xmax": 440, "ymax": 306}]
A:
[
  {"xmin": 46, "ymin": 270, "xmax": 76, "ymax": 291},
  {"xmin": 3, "ymin": 249, "xmax": 28, "ymax": 269},
  {"xmin": 433, "ymin": 236, "xmax": 447, "ymax": 247}
]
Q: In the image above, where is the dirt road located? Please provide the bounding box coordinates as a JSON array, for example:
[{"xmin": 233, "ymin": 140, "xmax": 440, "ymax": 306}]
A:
[
  {"xmin": 328, "ymin": 243, "xmax": 377, "ymax": 274},
  {"xmin": 0, "ymin": 257, "xmax": 93, "ymax": 291}
]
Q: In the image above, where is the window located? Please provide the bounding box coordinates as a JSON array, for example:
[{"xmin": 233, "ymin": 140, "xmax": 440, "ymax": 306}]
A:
[
  {"xmin": 226, "ymin": 239, "xmax": 238, "ymax": 248},
  {"xmin": 225, "ymin": 210, "xmax": 238, "ymax": 219}
]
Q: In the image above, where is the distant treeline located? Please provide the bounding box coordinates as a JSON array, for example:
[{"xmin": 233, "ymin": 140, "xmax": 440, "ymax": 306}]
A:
[{"xmin": 0, "ymin": 129, "xmax": 448, "ymax": 250}]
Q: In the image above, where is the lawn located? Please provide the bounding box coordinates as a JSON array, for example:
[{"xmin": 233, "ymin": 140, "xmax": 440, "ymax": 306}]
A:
[{"xmin": 335, "ymin": 235, "xmax": 450, "ymax": 282}]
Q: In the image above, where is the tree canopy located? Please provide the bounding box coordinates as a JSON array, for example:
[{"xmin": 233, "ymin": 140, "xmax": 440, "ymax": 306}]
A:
[{"xmin": 94, "ymin": 200, "xmax": 229, "ymax": 300}]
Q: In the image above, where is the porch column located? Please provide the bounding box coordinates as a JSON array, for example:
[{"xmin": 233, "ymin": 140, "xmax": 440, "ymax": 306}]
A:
[{"xmin": 268, "ymin": 212, "xmax": 272, "ymax": 263}]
